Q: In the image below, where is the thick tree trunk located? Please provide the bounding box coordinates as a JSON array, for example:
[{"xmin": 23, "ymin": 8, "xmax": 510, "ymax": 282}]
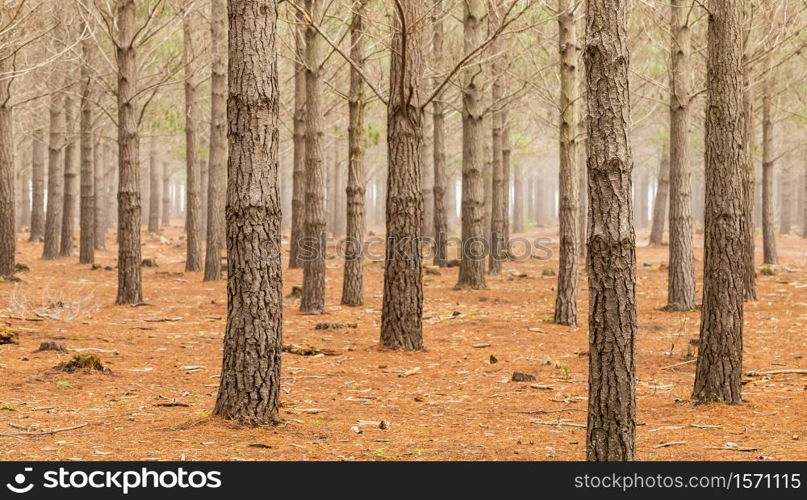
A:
[
  {"xmin": 432, "ymin": 0, "xmax": 448, "ymax": 267},
  {"xmin": 554, "ymin": 0, "xmax": 579, "ymax": 326},
  {"xmin": 79, "ymin": 58, "xmax": 95, "ymax": 264},
  {"xmin": 761, "ymin": 51, "xmax": 777, "ymax": 265},
  {"xmin": 0, "ymin": 57, "xmax": 14, "ymax": 277},
  {"xmin": 421, "ymin": 109, "xmax": 434, "ymax": 240},
  {"xmin": 204, "ymin": 0, "xmax": 228, "ymax": 281},
  {"xmin": 43, "ymin": 91, "xmax": 64, "ymax": 260},
  {"xmin": 692, "ymin": 0, "xmax": 745, "ymax": 405},
  {"xmin": 183, "ymin": 14, "xmax": 202, "ymax": 272},
  {"xmin": 341, "ymin": 0, "xmax": 367, "ymax": 306},
  {"xmin": 300, "ymin": 0, "xmax": 326, "ymax": 313},
  {"xmin": 60, "ymin": 96, "xmax": 77, "ymax": 257},
  {"xmin": 30, "ymin": 128, "xmax": 46, "ymax": 241},
  {"xmin": 585, "ymin": 0, "xmax": 636, "ymax": 461},
  {"xmin": 380, "ymin": 0, "xmax": 424, "ymax": 351},
  {"xmin": 456, "ymin": 0, "xmax": 487, "ymax": 290},
  {"xmin": 93, "ymin": 135, "xmax": 106, "ymax": 249},
  {"xmin": 214, "ymin": 0, "xmax": 282, "ymax": 425},
  {"xmin": 115, "ymin": 0, "xmax": 143, "ymax": 305},
  {"xmin": 289, "ymin": 6, "xmax": 306, "ymax": 269},
  {"xmin": 648, "ymin": 147, "xmax": 669, "ymax": 246},
  {"xmin": 148, "ymin": 135, "xmax": 160, "ymax": 233},
  {"xmin": 665, "ymin": 0, "xmax": 696, "ymax": 311}
]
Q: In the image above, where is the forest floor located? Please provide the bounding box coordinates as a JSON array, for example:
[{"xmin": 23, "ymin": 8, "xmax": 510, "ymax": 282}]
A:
[{"xmin": 0, "ymin": 223, "xmax": 805, "ymax": 461}]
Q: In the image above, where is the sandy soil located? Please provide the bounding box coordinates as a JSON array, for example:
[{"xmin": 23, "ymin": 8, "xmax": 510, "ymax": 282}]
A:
[{"xmin": 0, "ymin": 223, "xmax": 805, "ymax": 461}]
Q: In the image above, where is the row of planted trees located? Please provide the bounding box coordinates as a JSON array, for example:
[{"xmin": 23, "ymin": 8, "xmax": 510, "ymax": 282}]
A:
[
  {"xmin": 215, "ymin": 0, "xmax": 801, "ymax": 461},
  {"xmin": 0, "ymin": 0, "xmax": 804, "ymax": 461}
]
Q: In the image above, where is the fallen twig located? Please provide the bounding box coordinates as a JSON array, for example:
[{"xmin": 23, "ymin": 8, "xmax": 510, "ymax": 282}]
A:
[
  {"xmin": 746, "ymin": 368, "xmax": 806, "ymax": 377},
  {"xmin": 530, "ymin": 419, "xmax": 585, "ymax": 428},
  {"xmin": 1, "ymin": 423, "xmax": 87, "ymax": 437},
  {"xmin": 661, "ymin": 359, "xmax": 696, "ymax": 371},
  {"xmin": 654, "ymin": 441, "xmax": 687, "ymax": 449}
]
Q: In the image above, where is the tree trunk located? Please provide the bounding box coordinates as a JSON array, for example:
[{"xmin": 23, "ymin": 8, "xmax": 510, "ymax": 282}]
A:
[
  {"xmin": 183, "ymin": 14, "xmax": 202, "ymax": 272},
  {"xmin": 30, "ymin": 128, "xmax": 46, "ymax": 241},
  {"xmin": 584, "ymin": 0, "xmax": 636, "ymax": 461},
  {"xmin": 60, "ymin": 96, "xmax": 77, "ymax": 257},
  {"xmin": 432, "ymin": 0, "xmax": 448, "ymax": 267},
  {"xmin": 79, "ymin": 53, "xmax": 95, "ymax": 264},
  {"xmin": 513, "ymin": 161, "xmax": 524, "ymax": 233},
  {"xmin": 502, "ymin": 119, "xmax": 511, "ymax": 245},
  {"xmin": 20, "ymin": 155, "xmax": 30, "ymax": 230},
  {"xmin": 778, "ymin": 171, "xmax": 792, "ymax": 235},
  {"xmin": 204, "ymin": 0, "xmax": 228, "ymax": 281},
  {"xmin": 380, "ymin": 0, "xmax": 424, "ymax": 351},
  {"xmin": 115, "ymin": 0, "xmax": 143, "ymax": 305},
  {"xmin": 648, "ymin": 146, "xmax": 669, "ymax": 246},
  {"xmin": 341, "ymin": 0, "xmax": 367, "ymax": 306},
  {"xmin": 147, "ymin": 135, "xmax": 160, "ymax": 233},
  {"xmin": 300, "ymin": 0, "xmax": 326, "ymax": 314},
  {"xmin": 0, "ymin": 56, "xmax": 14, "ymax": 277},
  {"xmin": 761, "ymin": 50, "xmax": 777, "ymax": 265},
  {"xmin": 43, "ymin": 91, "xmax": 64, "ymax": 260},
  {"xmin": 692, "ymin": 0, "xmax": 745, "ymax": 405},
  {"xmin": 554, "ymin": 0, "xmax": 579, "ymax": 327},
  {"xmin": 421, "ymin": 106, "xmax": 434, "ymax": 241},
  {"xmin": 214, "ymin": 0, "xmax": 282, "ymax": 425},
  {"xmin": 740, "ymin": 16, "xmax": 756, "ymax": 300},
  {"xmin": 456, "ymin": 0, "xmax": 487, "ymax": 290},
  {"xmin": 666, "ymin": 0, "xmax": 696, "ymax": 311},
  {"xmin": 161, "ymin": 163, "xmax": 170, "ymax": 226},
  {"xmin": 803, "ymin": 162, "xmax": 807, "ymax": 238},
  {"xmin": 488, "ymin": 4, "xmax": 504, "ymax": 275},
  {"xmin": 289, "ymin": 6, "xmax": 306, "ymax": 269},
  {"xmin": 93, "ymin": 135, "xmax": 106, "ymax": 249}
]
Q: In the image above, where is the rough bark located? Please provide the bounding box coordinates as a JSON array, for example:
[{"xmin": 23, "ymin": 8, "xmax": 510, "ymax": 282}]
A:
[
  {"xmin": 585, "ymin": 0, "xmax": 636, "ymax": 461},
  {"xmin": 488, "ymin": 0, "xmax": 507, "ymax": 276},
  {"xmin": 0, "ymin": 56, "xmax": 14, "ymax": 277},
  {"xmin": 380, "ymin": 0, "xmax": 424, "ymax": 350},
  {"xmin": 554, "ymin": 0, "xmax": 579, "ymax": 326},
  {"xmin": 692, "ymin": 0, "xmax": 745, "ymax": 405},
  {"xmin": 115, "ymin": 0, "xmax": 143, "ymax": 305},
  {"xmin": 341, "ymin": 0, "xmax": 367, "ymax": 306},
  {"xmin": 79, "ymin": 54, "xmax": 95, "ymax": 264},
  {"xmin": 30, "ymin": 128, "xmax": 46, "ymax": 241},
  {"xmin": 648, "ymin": 146, "xmax": 669, "ymax": 246},
  {"xmin": 213, "ymin": 0, "xmax": 282, "ymax": 425},
  {"xmin": 432, "ymin": 0, "xmax": 448, "ymax": 267},
  {"xmin": 665, "ymin": 0, "xmax": 696, "ymax": 311},
  {"xmin": 204, "ymin": 0, "xmax": 228, "ymax": 281},
  {"xmin": 288, "ymin": 6, "xmax": 306, "ymax": 269},
  {"xmin": 43, "ymin": 91, "xmax": 64, "ymax": 260},
  {"xmin": 456, "ymin": 0, "xmax": 487, "ymax": 290},
  {"xmin": 60, "ymin": 96, "xmax": 77, "ymax": 257},
  {"xmin": 300, "ymin": 0, "xmax": 326, "ymax": 314},
  {"xmin": 93, "ymin": 135, "xmax": 106, "ymax": 249},
  {"xmin": 760, "ymin": 50, "xmax": 777, "ymax": 265},
  {"xmin": 183, "ymin": 14, "xmax": 203, "ymax": 272}
]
